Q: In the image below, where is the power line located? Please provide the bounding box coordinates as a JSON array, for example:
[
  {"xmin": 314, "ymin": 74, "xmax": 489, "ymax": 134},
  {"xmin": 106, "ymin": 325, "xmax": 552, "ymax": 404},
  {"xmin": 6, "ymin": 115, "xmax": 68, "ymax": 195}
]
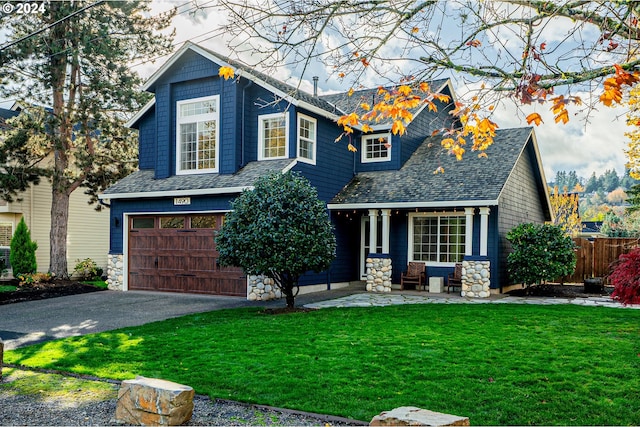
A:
[{"xmin": 0, "ymin": 0, "xmax": 106, "ymax": 52}]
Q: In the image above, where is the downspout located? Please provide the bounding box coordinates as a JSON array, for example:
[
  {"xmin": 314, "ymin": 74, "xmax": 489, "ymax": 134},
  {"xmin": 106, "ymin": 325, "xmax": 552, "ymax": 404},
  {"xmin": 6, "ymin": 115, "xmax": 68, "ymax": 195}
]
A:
[{"xmin": 240, "ymin": 79, "xmax": 253, "ymax": 168}]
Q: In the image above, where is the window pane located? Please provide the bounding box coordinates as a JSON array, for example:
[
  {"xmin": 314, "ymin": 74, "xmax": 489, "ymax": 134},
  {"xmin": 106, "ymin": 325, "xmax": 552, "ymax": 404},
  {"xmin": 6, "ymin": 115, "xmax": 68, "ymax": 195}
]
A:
[
  {"xmin": 180, "ymin": 99, "xmax": 217, "ymax": 117},
  {"xmin": 191, "ymin": 216, "xmax": 217, "ymax": 229},
  {"xmin": 180, "ymin": 123, "xmax": 197, "ymax": 170},
  {"xmin": 197, "ymin": 121, "xmax": 216, "ymax": 169},
  {"xmin": 262, "ymin": 116, "xmax": 286, "ymax": 158},
  {"xmin": 160, "ymin": 217, "xmax": 185, "ymax": 229},
  {"xmin": 132, "ymin": 217, "xmax": 155, "ymax": 229},
  {"xmin": 298, "ymin": 117, "xmax": 315, "ymax": 161},
  {"xmin": 413, "ymin": 215, "xmax": 465, "ymax": 263},
  {"xmin": 365, "ymin": 135, "xmax": 389, "ymax": 160},
  {"xmin": 0, "ymin": 224, "xmax": 12, "ymax": 246}
]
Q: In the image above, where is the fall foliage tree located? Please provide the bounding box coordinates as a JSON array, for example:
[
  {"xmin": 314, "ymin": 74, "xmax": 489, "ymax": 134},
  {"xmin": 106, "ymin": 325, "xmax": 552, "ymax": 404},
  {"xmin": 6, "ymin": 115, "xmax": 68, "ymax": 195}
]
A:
[
  {"xmin": 209, "ymin": 0, "xmax": 640, "ymax": 163},
  {"xmin": 548, "ymin": 186, "xmax": 581, "ymax": 237},
  {"xmin": 0, "ymin": 1, "xmax": 175, "ymax": 278}
]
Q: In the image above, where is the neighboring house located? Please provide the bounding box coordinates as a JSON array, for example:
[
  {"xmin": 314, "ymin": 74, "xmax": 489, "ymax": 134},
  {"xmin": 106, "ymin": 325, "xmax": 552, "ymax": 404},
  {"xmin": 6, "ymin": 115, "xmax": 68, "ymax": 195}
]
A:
[
  {"xmin": 0, "ymin": 103, "xmax": 110, "ymax": 276},
  {"xmin": 100, "ymin": 41, "xmax": 551, "ymax": 298}
]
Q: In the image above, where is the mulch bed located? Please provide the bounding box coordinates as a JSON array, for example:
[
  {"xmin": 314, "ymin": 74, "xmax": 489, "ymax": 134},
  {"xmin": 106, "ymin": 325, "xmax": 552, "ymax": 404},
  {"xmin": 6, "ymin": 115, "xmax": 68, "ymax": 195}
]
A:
[
  {"xmin": 0, "ymin": 279, "xmax": 105, "ymax": 305},
  {"xmin": 506, "ymin": 283, "xmax": 613, "ymax": 297}
]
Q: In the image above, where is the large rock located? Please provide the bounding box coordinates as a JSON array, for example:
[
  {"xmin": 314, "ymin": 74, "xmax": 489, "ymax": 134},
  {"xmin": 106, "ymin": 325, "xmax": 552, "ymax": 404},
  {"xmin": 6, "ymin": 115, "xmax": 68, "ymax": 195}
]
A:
[
  {"xmin": 115, "ymin": 376, "xmax": 194, "ymax": 426},
  {"xmin": 370, "ymin": 406, "xmax": 470, "ymax": 426}
]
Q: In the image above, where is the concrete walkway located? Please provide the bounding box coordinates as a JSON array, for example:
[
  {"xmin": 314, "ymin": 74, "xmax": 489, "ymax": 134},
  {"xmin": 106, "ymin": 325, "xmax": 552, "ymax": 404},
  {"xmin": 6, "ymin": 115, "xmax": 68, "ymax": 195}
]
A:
[{"xmin": 304, "ymin": 292, "xmax": 640, "ymax": 309}]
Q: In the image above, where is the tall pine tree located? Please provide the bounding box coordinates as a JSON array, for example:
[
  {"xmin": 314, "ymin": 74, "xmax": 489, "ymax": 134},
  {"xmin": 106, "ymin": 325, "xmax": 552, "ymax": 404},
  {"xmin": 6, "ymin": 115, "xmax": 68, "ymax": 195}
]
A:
[{"xmin": 0, "ymin": 2, "xmax": 175, "ymax": 278}]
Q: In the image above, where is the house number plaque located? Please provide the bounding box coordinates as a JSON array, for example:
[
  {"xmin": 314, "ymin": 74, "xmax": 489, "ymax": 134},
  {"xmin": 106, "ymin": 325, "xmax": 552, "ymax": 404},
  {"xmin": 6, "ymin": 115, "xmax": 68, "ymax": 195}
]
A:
[{"xmin": 174, "ymin": 197, "xmax": 191, "ymax": 206}]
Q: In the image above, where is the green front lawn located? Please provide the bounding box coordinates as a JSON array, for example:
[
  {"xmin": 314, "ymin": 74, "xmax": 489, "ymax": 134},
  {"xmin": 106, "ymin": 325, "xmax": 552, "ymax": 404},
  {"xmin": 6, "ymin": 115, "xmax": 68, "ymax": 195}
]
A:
[
  {"xmin": 0, "ymin": 284, "xmax": 17, "ymax": 293},
  {"xmin": 5, "ymin": 304, "xmax": 640, "ymax": 425}
]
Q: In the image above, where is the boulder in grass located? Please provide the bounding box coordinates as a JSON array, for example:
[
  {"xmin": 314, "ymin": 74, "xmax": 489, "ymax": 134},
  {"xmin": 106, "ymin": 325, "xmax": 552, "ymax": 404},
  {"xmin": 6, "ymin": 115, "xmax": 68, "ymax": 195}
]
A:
[
  {"xmin": 370, "ymin": 406, "xmax": 470, "ymax": 426},
  {"xmin": 115, "ymin": 376, "xmax": 194, "ymax": 426}
]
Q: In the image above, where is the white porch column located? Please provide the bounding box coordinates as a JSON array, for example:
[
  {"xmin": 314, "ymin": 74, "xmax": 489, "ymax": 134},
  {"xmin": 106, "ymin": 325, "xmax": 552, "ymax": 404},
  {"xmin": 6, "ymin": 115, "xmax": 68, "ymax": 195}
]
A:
[
  {"xmin": 479, "ymin": 207, "xmax": 490, "ymax": 256},
  {"xmin": 368, "ymin": 209, "xmax": 378, "ymax": 254},
  {"xmin": 464, "ymin": 207, "xmax": 474, "ymax": 256},
  {"xmin": 380, "ymin": 209, "xmax": 391, "ymax": 254}
]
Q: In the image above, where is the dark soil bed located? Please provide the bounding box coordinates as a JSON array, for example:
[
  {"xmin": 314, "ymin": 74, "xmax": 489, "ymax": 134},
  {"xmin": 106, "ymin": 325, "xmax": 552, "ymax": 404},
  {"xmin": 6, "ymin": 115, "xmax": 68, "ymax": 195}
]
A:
[
  {"xmin": 506, "ymin": 283, "xmax": 613, "ymax": 297},
  {"xmin": 0, "ymin": 279, "xmax": 105, "ymax": 305}
]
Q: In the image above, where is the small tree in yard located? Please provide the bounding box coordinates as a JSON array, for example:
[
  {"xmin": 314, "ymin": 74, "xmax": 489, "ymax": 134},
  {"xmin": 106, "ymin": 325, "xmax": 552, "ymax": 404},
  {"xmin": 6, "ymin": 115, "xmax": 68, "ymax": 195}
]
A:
[
  {"xmin": 608, "ymin": 249, "xmax": 640, "ymax": 305},
  {"xmin": 506, "ymin": 223, "xmax": 576, "ymax": 290},
  {"xmin": 10, "ymin": 217, "xmax": 38, "ymax": 276},
  {"xmin": 216, "ymin": 172, "xmax": 336, "ymax": 309}
]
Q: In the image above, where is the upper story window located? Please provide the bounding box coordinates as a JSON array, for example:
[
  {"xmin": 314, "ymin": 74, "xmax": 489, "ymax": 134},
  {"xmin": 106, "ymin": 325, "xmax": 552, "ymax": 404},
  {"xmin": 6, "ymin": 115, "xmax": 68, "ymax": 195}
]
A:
[
  {"xmin": 176, "ymin": 95, "xmax": 219, "ymax": 175},
  {"xmin": 297, "ymin": 114, "xmax": 316, "ymax": 164},
  {"xmin": 409, "ymin": 213, "xmax": 466, "ymax": 265},
  {"xmin": 361, "ymin": 133, "xmax": 391, "ymax": 163},
  {"xmin": 258, "ymin": 112, "xmax": 288, "ymax": 160}
]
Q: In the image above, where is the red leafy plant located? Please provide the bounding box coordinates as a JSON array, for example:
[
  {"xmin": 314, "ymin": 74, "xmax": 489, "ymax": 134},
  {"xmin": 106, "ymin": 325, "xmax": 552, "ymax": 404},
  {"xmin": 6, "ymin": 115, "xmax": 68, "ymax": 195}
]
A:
[{"xmin": 608, "ymin": 248, "xmax": 640, "ymax": 305}]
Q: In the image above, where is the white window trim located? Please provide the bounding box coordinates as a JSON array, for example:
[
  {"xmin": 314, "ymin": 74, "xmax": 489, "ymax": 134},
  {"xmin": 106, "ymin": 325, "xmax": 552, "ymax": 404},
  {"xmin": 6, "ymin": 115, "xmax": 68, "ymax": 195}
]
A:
[
  {"xmin": 258, "ymin": 112, "xmax": 289, "ymax": 161},
  {"xmin": 175, "ymin": 95, "xmax": 220, "ymax": 175},
  {"xmin": 297, "ymin": 113, "xmax": 317, "ymax": 165},
  {"xmin": 408, "ymin": 212, "xmax": 466, "ymax": 267},
  {"xmin": 361, "ymin": 132, "xmax": 392, "ymax": 163}
]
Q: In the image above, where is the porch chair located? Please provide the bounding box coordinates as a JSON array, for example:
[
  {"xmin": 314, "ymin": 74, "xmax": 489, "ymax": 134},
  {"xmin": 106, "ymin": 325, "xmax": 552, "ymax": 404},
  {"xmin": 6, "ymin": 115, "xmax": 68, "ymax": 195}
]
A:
[
  {"xmin": 447, "ymin": 263, "xmax": 463, "ymax": 294},
  {"xmin": 400, "ymin": 261, "xmax": 426, "ymax": 291}
]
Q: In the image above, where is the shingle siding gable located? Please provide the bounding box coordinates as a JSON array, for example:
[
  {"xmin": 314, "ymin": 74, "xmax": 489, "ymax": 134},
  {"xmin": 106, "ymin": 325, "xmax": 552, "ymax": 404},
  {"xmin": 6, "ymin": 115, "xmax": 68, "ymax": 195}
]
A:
[{"xmin": 497, "ymin": 141, "xmax": 548, "ymax": 287}]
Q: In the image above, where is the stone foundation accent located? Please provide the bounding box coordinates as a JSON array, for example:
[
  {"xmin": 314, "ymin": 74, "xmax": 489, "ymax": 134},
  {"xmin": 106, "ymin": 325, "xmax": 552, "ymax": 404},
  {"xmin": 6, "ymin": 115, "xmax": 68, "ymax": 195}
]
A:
[
  {"xmin": 461, "ymin": 259, "xmax": 490, "ymax": 298},
  {"xmin": 370, "ymin": 406, "xmax": 470, "ymax": 426},
  {"xmin": 115, "ymin": 376, "xmax": 194, "ymax": 426},
  {"xmin": 107, "ymin": 254, "xmax": 124, "ymax": 291},
  {"xmin": 247, "ymin": 275, "xmax": 282, "ymax": 301},
  {"xmin": 366, "ymin": 256, "xmax": 392, "ymax": 293}
]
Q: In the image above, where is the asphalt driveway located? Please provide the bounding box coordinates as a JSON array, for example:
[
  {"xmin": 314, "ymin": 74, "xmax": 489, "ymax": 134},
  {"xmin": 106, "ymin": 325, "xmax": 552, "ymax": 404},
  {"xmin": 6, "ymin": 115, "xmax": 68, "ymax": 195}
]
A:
[
  {"xmin": 0, "ymin": 290, "xmax": 255, "ymax": 350},
  {"xmin": 0, "ymin": 286, "xmax": 363, "ymax": 351}
]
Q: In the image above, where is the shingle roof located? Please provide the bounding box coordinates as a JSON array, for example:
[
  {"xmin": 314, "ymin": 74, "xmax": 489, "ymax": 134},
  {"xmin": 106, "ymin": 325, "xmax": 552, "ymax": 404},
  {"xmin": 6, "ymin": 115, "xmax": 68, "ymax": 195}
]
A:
[
  {"xmin": 0, "ymin": 108, "xmax": 19, "ymax": 130},
  {"xmin": 101, "ymin": 159, "xmax": 296, "ymax": 199},
  {"xmin": 329, "ymin": 127, "xmax": 536, "ymax": 207},
  {"xmin": 319, "ymin": 79, "xmax": 450, "ymax": 117}
]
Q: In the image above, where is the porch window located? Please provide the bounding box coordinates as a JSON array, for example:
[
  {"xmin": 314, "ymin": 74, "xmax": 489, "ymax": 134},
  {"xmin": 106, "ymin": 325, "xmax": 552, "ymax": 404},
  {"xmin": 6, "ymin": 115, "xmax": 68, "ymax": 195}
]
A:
[
  {"xmin": 297, "ymin": 114, "xmax": 316, "ymax": 164},
  {"xmin": 259, "ymin": 112, "xmax": 289, "ymax": 160},
  {"xmin": 361, "ymin": 133, "xmax": 391, "ymax": 163},
  {"xmin": 176, "ymin": 95, "xmax": 219, "ymax": 174},
  {"xmin": 409, "ymin": 213, "xmax": 466, "ymax": 265}
]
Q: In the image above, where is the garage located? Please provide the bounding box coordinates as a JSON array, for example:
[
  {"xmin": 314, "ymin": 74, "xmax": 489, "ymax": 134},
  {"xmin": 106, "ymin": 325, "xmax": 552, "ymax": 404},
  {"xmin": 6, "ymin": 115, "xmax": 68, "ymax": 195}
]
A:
[{"xmin": 127, "ymin": 213, "xmax": 246, "ymax": 296}]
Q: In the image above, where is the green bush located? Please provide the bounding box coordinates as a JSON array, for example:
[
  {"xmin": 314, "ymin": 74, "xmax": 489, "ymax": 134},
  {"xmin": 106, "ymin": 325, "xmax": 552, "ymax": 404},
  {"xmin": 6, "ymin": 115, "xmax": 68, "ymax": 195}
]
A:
[
  {"xmin": 216, "ymin": 171, "xmax": 336, "ymax": 308},
  {"xmin": 507, "ymin": 223, "xmax": 576, "ymax": 288},
  {"xmin": 9, "ymin": 217, "xmax": 38, "ymax": 276},
  {"xmin": 73, "ymin": 258, "xmax": 100, "ymax": 280}
]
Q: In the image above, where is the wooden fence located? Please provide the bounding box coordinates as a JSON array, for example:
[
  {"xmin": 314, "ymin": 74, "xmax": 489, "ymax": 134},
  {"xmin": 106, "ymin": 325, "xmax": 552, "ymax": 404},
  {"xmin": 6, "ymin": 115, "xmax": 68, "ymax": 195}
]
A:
[{"xmin": 565, "ymin": 238, "xmax": 640, "ymax": 283}]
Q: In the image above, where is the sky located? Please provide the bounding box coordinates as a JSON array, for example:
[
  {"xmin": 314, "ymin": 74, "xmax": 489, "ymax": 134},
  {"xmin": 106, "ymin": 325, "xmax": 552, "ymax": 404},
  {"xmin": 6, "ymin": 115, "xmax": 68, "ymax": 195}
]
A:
[{"xmin": 0, "ymin": 0, "xmax": 632, "ymax": 183}]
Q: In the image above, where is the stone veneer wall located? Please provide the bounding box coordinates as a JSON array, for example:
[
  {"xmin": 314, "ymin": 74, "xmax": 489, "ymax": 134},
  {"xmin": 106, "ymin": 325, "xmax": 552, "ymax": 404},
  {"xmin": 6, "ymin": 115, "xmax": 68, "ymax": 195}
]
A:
[
  {"xmin": 366, "ymin": 256, "xmax": 393, "ymax": 292},
  {"xmin": 248, "ymin": 275, "xmax": 282, "ymax": 301},
  {"xmin": 461, "ymin": 259, "xmax": 490, "ymax": 298},
  {"xmin": 107, "ymin": 254, "xmax": 124, "ymax": 291}
]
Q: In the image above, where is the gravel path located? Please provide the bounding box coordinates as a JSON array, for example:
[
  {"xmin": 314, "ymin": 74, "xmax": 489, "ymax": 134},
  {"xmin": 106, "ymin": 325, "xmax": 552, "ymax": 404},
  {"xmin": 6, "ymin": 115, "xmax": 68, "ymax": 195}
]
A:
[{"xmin": 0, "ymin": 370, "xmax": 364, "ymax": 426}]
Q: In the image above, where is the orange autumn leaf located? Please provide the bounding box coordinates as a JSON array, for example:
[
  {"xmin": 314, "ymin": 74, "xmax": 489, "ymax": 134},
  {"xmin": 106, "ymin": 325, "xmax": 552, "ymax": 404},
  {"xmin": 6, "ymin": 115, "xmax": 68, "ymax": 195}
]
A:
[
  {"xmin": 466, "ymin": 39, "xmax": 481, "ymax": 47},
  {"xmin": 419, "ymin": 82, "xmax": 430, "ymax": 92},
  {"xmin": 218, "ymin": 66, "xmax": 235, "ymax": 80},
  {"xmin": 348, "ymin": 88, "xmax": 354, "ymax": 97},
  {"xmin": 554, "ymin": 109, "xmax": 569, "ymax": 124},
  {"xmin": 411, "ymin": 27, "xmax": 419, "ymax": 33},
  {"xmin": 361, "ymin": 124, "xmax": 374, "ymax": 133},
  {"xmin": 526, "ymin": 112, "xmax": 544, "ymax": 126},
  {"xmin": 360, "ymin": 102, "xmax": 371, "ymax": 111},
  {"xmin": 348, "ymin": 143, "xmax": 357, "ymax": 152},
  {"xmin": 337, "ymin": 112, "xmax": 359, "ymax": 127},
  {"xmin": 391, "ymin": 119, "xmax": 406, "ymax": 135},
  {"xmin": 433, "ymin": 166, "xmax": 445, "ymax": 174},
  {"xmin": 397, "ymin": 85, "xmax": 412, "ymax": 96}
]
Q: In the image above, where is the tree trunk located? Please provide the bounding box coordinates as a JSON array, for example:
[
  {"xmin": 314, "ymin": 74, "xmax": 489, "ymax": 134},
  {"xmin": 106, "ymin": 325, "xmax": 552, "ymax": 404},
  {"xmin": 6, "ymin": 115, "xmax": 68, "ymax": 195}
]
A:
[{"xmin": 49, "ymin": 186, "xmax": 70, "ymax": 279}]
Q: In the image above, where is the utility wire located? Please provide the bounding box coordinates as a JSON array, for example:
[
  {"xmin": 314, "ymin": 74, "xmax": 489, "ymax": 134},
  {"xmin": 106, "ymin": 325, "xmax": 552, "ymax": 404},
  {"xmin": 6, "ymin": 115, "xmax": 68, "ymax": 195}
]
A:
[{"xmin": 0, "ymin": 0, "xmax": 106, "ymax": 52}]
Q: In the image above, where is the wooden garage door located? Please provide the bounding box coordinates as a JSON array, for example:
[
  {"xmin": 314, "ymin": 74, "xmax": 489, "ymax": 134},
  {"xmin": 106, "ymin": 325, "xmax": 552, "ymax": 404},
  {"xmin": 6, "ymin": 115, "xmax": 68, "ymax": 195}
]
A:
[{"xmin": 128, "ymin": 214, "xmax": 246, "ymax": 296}]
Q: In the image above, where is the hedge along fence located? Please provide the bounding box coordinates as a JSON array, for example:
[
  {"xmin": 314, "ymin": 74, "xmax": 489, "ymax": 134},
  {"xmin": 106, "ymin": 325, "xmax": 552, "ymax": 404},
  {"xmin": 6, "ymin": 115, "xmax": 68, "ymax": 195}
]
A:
[{"xmin": 566, "ymin": 238, "xmax": 640, "ymax": 283}]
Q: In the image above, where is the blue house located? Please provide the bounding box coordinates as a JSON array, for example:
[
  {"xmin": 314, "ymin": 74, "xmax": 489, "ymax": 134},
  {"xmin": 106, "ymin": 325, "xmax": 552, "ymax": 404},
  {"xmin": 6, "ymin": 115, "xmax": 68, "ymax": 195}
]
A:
[{"xmin": 100, "ymin": 41, "xmax": 551, "ymax": 299}]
